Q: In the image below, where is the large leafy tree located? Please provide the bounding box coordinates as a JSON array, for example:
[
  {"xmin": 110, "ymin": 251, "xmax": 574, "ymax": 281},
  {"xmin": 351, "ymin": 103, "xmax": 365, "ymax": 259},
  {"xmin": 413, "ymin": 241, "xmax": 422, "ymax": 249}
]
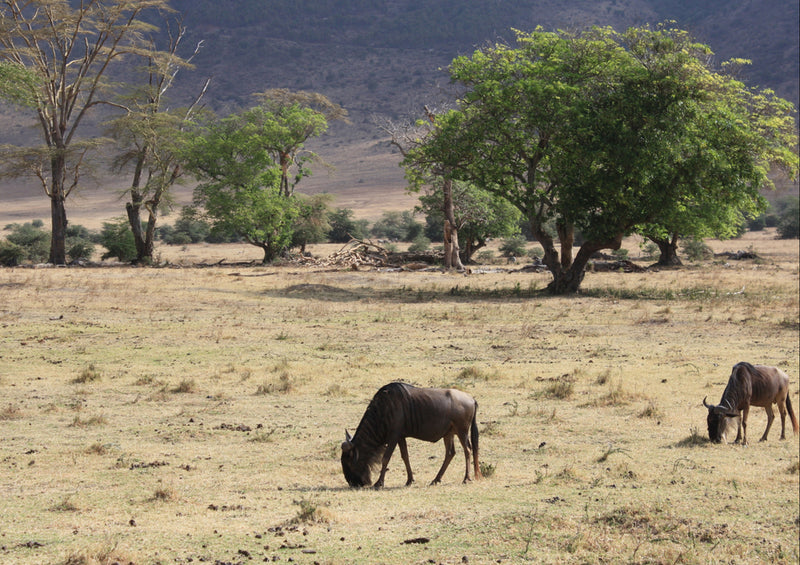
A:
[
  {"xmin": 407, "ymin": 25, "xmax": 798, "ymax": 293},
  {"xmin": 184, "ymin": 107, "xmax": 297, "ymax": 263},
  {"xmin": 185, "ymin": 91, "xmax": 340, "ymax": 262},
  {"xmin": 0, "ymin": 0, "xmax": 172, "ymax": 265}
]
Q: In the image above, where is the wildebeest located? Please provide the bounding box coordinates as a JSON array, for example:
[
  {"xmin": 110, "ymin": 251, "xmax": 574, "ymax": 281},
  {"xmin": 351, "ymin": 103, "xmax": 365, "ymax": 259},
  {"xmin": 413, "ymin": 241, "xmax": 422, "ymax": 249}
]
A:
[
  {"xmin": 703, "ymin": 362, "xmax": 799, "ymax": 445},
  {"xmin": 341, "ymin": 382, "xmax": 480, "ymax": 488}
]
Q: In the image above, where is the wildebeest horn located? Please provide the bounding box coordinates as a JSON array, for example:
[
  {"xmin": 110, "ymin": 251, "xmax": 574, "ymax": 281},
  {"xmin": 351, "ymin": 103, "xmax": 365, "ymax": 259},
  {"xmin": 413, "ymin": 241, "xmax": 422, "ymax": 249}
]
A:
[
  {"xmin": 345, "ymin": 429, "xmax": 352, "ymax": 442},
  {"xmin": 702, "ymin": 396, "xmax": 713, "ymax": 409}
]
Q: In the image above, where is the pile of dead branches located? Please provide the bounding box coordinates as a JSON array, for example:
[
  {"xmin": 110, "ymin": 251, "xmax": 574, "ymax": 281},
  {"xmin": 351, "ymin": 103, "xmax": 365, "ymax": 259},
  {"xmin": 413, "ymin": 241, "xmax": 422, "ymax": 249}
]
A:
[{"xmin": 300, "ymin": 239, "xmax": 442, "ymax": 270}]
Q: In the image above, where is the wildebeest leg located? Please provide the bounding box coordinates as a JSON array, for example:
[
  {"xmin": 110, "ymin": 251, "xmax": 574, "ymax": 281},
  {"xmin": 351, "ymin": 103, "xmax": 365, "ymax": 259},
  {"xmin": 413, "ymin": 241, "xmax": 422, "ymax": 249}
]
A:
[
  {"xmin": 374, "ymin": 440, "xmax": 397, "ymax": 489},
  {"xmin": 777, "ymin": 399, "xmax": 788, "ymax": 440},
  {"xmin": 740, "ymin": 407, "xmax": 749, "ymax": 446},
  {"xmin": 456, "ymin": 429, "xmax": 472, "ymax": 483},
  {"xmin": 398, "ymin": 437, "xmax": 414, "ymax": 486},
  {"xmin": 431, "ymin": 432, "xmax": 456, "ymax": 485},
  {"xmin": 759, "ymin": 404, "xmax": 775, "ymax": 442}
]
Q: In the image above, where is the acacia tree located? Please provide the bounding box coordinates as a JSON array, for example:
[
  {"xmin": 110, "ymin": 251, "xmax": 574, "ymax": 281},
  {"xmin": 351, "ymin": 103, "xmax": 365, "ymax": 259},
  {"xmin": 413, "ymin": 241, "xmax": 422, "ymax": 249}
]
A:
[
  {"xmin": 185, "ymin": 90, "xmax": 341, "ymax": 262},
  {"xmin": 407, "ymin": 25, "xmax": 797, "ymax": 293},
  {"xmin": 251, "ymin": 89, "xmax": 347, "ymax": 198},
  {"xmin": 106, "ymin": 21, "xmax": 210, "ymax": 264},
  {"xmin": 0, "ymin": 0, "xmax": 172, "ymax": 264},
  {"xmin": 183, "ymin": 108, "xmax": 297, "ymax": 263}
]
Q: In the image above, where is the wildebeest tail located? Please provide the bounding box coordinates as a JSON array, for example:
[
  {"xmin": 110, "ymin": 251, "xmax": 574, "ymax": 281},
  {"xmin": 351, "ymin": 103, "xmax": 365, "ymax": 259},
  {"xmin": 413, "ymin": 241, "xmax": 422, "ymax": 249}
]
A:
[
  {"xmin": 787, "ymin": 393, "xmax": 799, "ymax": 435},
  {"xmin": 471, "ymin": 400, "xmax": 481, "ymax": 478}
]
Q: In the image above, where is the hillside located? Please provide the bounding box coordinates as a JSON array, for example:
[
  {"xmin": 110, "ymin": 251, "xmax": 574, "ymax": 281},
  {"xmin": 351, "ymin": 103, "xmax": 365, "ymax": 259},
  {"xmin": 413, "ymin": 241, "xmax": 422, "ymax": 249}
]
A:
[{"xmin": 1, "ymin": 0, "xmax": 797, "ymax": 228}]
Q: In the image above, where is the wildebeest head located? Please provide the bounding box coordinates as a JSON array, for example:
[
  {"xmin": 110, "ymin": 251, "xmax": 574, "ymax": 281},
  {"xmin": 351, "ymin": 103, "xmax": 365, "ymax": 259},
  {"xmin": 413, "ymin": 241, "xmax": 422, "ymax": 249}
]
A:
[
  {"xmin": 341, "ymin": 430, "xmax": 371, "ymax": 487},
  {"xmin": 703, "ymin": 396, "xmax": 737, "ymax": 442}
]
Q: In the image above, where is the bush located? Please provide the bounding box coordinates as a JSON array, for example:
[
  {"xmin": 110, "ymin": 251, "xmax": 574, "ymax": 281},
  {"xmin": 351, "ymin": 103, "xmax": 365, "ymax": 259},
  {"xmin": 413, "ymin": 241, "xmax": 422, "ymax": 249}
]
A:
[
  {"xmin": 0, "ymin": 240, "xmax": 25, "ymax": 266},
  {"xmin": 371, "ymin": 210, "xmax": 421, "ymax": 242},
  {"xmin": 99, "ymin": 219, "xmax": 137, "ymax": 262},
  {"xmin": 66, "ymin": 239, "xmax": 95, "ymax": 262},
  {"xmin": 327, "ymin": 208, "xmax": 368, "ymax": 243},
  {"xmin": 407, "ymin": 234, "xmax": 431, "ymax": 253},
  {"xmin": 681, "ymin": 238, "xmax": 713, "ymax": 261},
  {"xmin": 747, "ymin": 214, "xmax": 766, "ymax": 231},
  {"xmin": 160, "ymin": 206, "xmax": 212, "ymax": 244},
  {"xmin": 4, "ymin": 221, "xmax": 49, "ymax": 262},
  {"xmin": 776, "ymin": 196, "xmax": 799, "ymax": 239},
  {"xmin": 499, "ymin": 235, "xmax": 527, "ymax": 258}
]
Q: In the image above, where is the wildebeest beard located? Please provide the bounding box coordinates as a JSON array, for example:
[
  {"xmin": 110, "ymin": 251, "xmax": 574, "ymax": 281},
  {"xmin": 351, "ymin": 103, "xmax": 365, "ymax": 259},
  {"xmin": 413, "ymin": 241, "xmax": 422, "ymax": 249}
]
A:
[
  {"xmin": 340, "ymin": 438, "xmax": 385, "ymax": 487},
  {"xmin": 706, "ymin": 411, "xmax": 736, "ymax": 443}
]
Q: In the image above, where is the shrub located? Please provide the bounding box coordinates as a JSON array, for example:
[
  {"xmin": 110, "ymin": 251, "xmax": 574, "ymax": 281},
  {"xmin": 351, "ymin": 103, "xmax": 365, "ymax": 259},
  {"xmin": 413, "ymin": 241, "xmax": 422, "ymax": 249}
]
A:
[
  {"xmin": 776, "ymin": 196, "xmax": 799, "ymax": 239},
  {"xmin": 66, "ymin": 239, "xmax": 95, "ymax": 262},
  {"xmin": 0, "ymin": 240, "xmax": 25, "ymax": 266},
  {"xmin": 99, "ymin": 219, "xmax": 137, "ymax": 262},
  {"xmin": 681, "ymin": 238, "xmax": 713, "ymax": 261},
  {"xmin": 327, "ymin": 207, "xmax": 368, "ymax": 242},
  {"xmin": 407, "ymin": 234, "xmax": 431, "ymax": 253},
  {"xmin": 3, "ymin": 221, "xmax": 49, "ymax": 262},
  {"xmin": 371, "ymin": 210, "xmax": 421, "ymax": 241},
  {"xmin": 499, "ymin": 235, "xmax": 527, "ymax": 258}
]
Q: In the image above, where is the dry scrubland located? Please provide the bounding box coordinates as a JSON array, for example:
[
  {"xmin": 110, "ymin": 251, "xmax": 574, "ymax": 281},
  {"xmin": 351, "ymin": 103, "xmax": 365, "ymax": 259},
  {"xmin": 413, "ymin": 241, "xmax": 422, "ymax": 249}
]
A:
[{"xmin": 0, "ymin": 231, "xmax": 798, "ymax": 565}]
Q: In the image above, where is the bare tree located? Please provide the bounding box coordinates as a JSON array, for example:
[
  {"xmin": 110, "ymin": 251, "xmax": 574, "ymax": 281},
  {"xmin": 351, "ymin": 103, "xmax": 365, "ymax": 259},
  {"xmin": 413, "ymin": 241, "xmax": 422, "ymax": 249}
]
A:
[
  {"xmin": 107, "ymin": 19, "xmax": 210, "ymax": 264},
  {"xmin": 380, "ymin": 106, "xmax": 465, "ymax": 271},
  {"xmin": 0, "ymin": 0, "xmax": 172, "ymax": 264}
]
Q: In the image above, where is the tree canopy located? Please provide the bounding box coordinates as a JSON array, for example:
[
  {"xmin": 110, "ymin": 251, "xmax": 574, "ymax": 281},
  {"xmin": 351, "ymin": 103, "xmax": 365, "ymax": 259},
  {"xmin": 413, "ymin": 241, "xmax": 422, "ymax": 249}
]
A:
[
  {"xmin": 404, "ymin": 24, "xmax": 798, "ymax": 293},
  {"xmin": 0, "ymin": 0, "xmax": 173, "ymax": 264}
]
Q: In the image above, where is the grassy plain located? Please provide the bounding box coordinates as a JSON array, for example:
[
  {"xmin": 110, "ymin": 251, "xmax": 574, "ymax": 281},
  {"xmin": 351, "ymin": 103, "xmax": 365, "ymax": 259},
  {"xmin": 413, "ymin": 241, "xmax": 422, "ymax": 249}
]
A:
[{"xmin": 0, "ymin": 231, "xmax": 798, "ymax": 565}]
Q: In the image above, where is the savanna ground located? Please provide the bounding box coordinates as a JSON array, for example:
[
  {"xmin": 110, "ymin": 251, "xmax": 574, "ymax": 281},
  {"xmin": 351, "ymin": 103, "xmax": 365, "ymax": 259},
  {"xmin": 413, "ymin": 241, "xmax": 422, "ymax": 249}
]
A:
[{"xmin": 0, "ymin": 230, "xmax": 798, "ymax": 565}]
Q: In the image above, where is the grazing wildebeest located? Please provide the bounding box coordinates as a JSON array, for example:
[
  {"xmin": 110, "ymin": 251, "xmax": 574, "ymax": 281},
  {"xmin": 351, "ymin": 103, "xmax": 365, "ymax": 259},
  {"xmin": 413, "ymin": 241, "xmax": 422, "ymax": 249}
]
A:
[
  {"xmin": 341, "ymin": 382, "xmax": 480, "ymax": 488},
  {"xmin": 703, "ymin": 362, "xmax": 799, "ymax": 445}
]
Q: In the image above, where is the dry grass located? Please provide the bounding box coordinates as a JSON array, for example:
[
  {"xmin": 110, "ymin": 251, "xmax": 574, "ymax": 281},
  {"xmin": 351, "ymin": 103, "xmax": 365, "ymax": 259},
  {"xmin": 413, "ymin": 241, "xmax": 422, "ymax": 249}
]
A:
[{"xmin": 0, "ymin": 232, "xmax": 797, "ymax": 564}]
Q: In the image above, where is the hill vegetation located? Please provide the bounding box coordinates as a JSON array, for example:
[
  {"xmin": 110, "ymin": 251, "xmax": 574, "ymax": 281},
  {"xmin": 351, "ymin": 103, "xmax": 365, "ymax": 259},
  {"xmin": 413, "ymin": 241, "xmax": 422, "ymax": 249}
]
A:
[{"xmin": 1, "ymin": 0, "xmax": 797, "ymax": 230}]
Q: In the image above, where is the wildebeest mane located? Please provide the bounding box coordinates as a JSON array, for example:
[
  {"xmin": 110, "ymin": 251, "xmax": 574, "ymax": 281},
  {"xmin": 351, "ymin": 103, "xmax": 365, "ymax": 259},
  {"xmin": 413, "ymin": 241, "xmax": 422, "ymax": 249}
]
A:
[{"xmin": 350, "ymin": 382, "xmax": 411, "ymax": 474}]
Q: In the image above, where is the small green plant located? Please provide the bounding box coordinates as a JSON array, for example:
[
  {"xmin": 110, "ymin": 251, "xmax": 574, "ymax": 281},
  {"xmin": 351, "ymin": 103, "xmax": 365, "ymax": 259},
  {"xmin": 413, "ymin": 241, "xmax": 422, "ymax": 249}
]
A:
[
  {"xmin": 291, "ymin": 498, "xmax": 331, "ymax": 524},
  {"xmin": 171, "ymin": 378, "xmax": 197, "ymax": 393},
  {"xmin": 681, "ymin": 238, "xmax": 713, "ymax": 261},
  {"xmin": 70, "ymin": 414, "xmax": 107, "ymax": 427},
  {"xmin": 50, "ymin": 496, "xmax": 80, "ymax": 512},
  {"xmin": 543, "ymin": 380, "xmax": 574, "ymax": 400},
  {"xmin": 479, "ymin": 461, "xmax": 496, "ymax": 478},
  {"xmin": 611, "ymin": 247, "xmax": 629, "ymax": 260},
  {"xmin": 99, "ymin": 218, "xmax": 137, "ymax": 262},
  {"xmin": 73, "ymin": 364, "xmax": 101, "ymax": 384},
  {"xmin": 407, "ymin": 234, "xmax": 431, "ymax": 253},
  {"xmin": 0, "ymin": 404, "xmax": 23, "ymax": 420},
  {"xmin": 597, "ymin": 444, "xmax": 631, "ymax": 463},
  {"xmin": 499, "ymin": 235, "xmax": 527, "ymax": 258}
]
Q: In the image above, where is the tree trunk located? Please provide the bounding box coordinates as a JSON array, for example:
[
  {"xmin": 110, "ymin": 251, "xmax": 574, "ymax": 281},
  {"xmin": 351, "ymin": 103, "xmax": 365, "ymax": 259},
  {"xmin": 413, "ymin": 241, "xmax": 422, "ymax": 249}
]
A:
[
  {"xmin": 126, "ymin": 200, "xmax": 147, "ymax": 263},
  {"xmin": 49, "ymin": 192, "xmax": 68, "ymax": 265},
  {"xmin": 652, "ymin": 234, "xmax": 682, "ymax": 266},
  {"xmin": 536, "ymin": 219, "xmax": 624, "ymax": 294},
  {"xmin": 48, "ymin": 153, "xmax": 68, "ymax": 265},
  {"xmin": 557, "ymin": 220, "xmax": 574, "ymax": 270},
  {"xmin": 442, "ymin": 179, "xmax": 465, "ymax": 271},
  {"xmin": 143, "ymin": 204, "xmax": 158, "ymax": 262},
  {"xmin": 126, "ymin": 155, "xmax": 149, "ymax": 263}
]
